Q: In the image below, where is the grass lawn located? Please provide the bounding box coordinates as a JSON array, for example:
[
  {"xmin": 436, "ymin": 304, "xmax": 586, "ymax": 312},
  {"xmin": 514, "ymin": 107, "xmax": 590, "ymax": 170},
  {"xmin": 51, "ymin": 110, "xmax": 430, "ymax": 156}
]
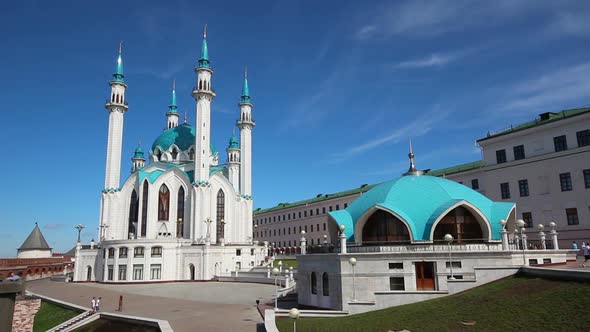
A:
[
  {"xmin": 277, "ymin": 275, "xmax": 590, "ymax": 332},
  {"xmin": 277, "ymin": 259, "xmax": 298, "ymax": 269},
  {"xmin": 33, "ymin": 301, "xmax": 81, "ymax": 332}
]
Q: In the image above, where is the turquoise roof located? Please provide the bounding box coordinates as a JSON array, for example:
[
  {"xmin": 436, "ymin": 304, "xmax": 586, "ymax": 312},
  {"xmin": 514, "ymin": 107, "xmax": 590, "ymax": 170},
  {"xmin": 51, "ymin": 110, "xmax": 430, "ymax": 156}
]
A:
[
  {"xmin": 113, "ymin": 52, "xmax": 124, "ymax": 82},
  {"xmin": 137, "ymin": 162, "xmax": 224, "ymax": 183},
  {"xmin": 133, "ymin": 145, "xmax": 145, "ymax": 159},
  {"xmin": 329, "ymin": 175, "xmax": 514, "ymax": 242},
  {"xmin": 168, "ymin": 85, "xmax": 177, "ymax": 113},
  {"xmin": 228, "ymin": 134, "xmax": 239, "ymax": 149},
  {"xmin": 241, "ymin": 72, "xmax": 250, "ymax": 103},
  {"xmin": 151, "ymin": 123, "xmax": 217, "ymax": 155},
  {"xmin": 198, "ymin": 35, "xmax": 210, "ymax": 68}
]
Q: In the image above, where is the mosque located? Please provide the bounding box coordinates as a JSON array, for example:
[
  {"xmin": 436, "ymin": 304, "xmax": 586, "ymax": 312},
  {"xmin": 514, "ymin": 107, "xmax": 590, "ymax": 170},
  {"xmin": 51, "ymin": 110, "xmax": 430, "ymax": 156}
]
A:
[{"xmin": 73, "ymin": 28, "xmax": 266, "ymax": 282}]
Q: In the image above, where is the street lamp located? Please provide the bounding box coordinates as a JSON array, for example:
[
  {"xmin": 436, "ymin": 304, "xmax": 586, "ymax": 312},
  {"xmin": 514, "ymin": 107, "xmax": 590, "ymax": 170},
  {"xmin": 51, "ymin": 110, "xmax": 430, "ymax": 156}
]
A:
[
  {"xmin": 444, "ymin": 234, "xmax": 455, "ymax": 280},
  {"xmin": 272, "ymin": 267, "xmax": 280, "ymax": 309},
  {"xmin": 348, "ymin": 257, "xmax": 357, "ymax": 302},
  {"xmin": 75, "ymin": 224, "xmax": 85, "ymax": 243},
  {"xmin": 177, "ymin": 218, "xmax": 183, "ymax": 238},
  {"xmin": 289, "ymin": 308, "xmax": 300, "ymax": 332},
  {"xmin": 204, "ymin": 218, "xmax": 213, "ymax": 241},
  {"xmin": 516, "ymin": 219, "xmax": 526, "ymax": 264},
  {"xmin": 219, "ymin": 218, "xmax": 226, "ymax": 244},
  {"xmin": 339, "ymin": 225, "xmax": 347, "ymax": 254},
  {"xmin": 278, "ymin": 260, "xmax": 283, "ymax": 274}
]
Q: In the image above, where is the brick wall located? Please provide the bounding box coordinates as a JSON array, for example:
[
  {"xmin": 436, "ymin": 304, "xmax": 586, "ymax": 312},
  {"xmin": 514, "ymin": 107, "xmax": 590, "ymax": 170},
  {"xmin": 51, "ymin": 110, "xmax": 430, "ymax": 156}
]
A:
[{"xmin": 11, "ymin": 299, "xmax": 41, "ymax": 332}]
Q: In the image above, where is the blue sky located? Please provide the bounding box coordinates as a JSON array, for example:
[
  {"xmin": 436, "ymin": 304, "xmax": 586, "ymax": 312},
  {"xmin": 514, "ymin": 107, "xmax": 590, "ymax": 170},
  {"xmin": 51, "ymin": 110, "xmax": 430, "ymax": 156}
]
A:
[{"xmin": 0, "ymin": 0, "xmax": 589, "ymax": 256}]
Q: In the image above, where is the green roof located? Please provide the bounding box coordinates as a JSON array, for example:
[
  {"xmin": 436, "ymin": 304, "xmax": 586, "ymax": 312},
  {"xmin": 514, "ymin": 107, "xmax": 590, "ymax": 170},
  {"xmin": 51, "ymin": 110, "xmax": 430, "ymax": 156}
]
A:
[
  {"xmin": 427, "ymin": 160, "xmax": 483, "ymax": 177},
  {"xmin": 478, "ymin": 107, "xmax": 590, "ymax": 142}
]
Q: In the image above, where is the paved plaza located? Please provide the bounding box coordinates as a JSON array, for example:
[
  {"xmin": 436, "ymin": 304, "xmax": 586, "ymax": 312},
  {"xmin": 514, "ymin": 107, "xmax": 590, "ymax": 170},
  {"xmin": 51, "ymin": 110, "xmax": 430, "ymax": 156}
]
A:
[{"xmin": 27, "ymin": 279, "xmax": 276, "ymax": 332}]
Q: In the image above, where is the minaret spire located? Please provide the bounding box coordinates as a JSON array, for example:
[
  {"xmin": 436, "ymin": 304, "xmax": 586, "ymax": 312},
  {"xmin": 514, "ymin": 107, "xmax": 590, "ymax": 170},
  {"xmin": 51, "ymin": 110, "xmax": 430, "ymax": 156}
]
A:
[
  {"xmin": 113, "ymin": 41, "xmax": 124, "ymax": 82},
  {"xmin": 198, "ymin": 24, "xmax": 210, "ymax": 68},
  {"xmin": 241, "ymin": 66, "xmax": 250, "ymax": 103},
  {"xmin": 166, "ymin": 79, "xmax": 179, "ymax": 129},
  {"xmin": 403, "ymin": 137, "xmax": 423, "ymax": 176}
]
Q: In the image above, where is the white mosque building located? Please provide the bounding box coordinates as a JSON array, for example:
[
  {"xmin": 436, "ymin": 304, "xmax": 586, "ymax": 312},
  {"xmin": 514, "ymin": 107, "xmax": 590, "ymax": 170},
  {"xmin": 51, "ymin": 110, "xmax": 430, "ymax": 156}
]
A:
[{"xmin": 73, "ymin": 28, "xmax": 266, "ymax": 283}]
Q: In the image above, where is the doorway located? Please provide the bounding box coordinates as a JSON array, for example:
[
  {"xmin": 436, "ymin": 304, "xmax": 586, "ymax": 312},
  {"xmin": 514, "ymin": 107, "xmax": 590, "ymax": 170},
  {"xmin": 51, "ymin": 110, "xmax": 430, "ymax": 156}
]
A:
[{"xmin": 415, "ymin": 262, "xmax": 435, "ymax": 290}]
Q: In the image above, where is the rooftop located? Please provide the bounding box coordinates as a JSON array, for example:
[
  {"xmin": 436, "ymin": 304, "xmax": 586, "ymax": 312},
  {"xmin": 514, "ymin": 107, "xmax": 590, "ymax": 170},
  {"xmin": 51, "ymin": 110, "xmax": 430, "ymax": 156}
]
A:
[{"xmin": 18, "ymin": 224, "xmax": 51, "ymax": 251}]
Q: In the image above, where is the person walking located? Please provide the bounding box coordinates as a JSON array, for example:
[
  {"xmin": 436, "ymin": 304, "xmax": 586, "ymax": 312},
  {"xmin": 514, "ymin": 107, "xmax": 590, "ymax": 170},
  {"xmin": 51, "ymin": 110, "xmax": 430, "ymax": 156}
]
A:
[
  {"xmin": 91, "ymin": 297, "xmax": 96, "ymax": 313},
  {"xmin": 582, "ymin": 243, "xmax": 590, "ymax": 268},
  {"xmin": 572, "ymin": 241, "xmax": 578, "ymax": 250},
  {"xmin": 96, "ymin": 297, "xmax": 101, "ymax": 312}
]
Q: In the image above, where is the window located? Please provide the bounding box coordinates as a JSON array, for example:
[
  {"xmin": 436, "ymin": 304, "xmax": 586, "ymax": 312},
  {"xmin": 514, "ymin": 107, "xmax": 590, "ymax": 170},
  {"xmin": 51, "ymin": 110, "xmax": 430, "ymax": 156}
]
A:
[
  {"xmin": 177, "ymin": 187, "xmax": 185, "ymax": 238},
  {"xmin": 141, "ymin": 181, "xmax": 148, "ymax": 237},
  {"xmin": 151, "ymin": 264, "xmax": 161, "ymax": 280},
  {"xmin": 310, "ymin": 209, "xmax": 313, "ymax": 216},
  {"xmin": 522, "ymin": 212, "xmax": 533, "ymax": 228},
  {"xmin": 304, "ymin": 211, "xmax": 307, "ymax": 217},
  {"xmin": 496, "ymin": 149, "xmax": 507, "ymax": 164},
  {"xmin": 329, "ymin": 206, "xmax": 333, "ymax": 212},
  {"xmin": 471, "ymin": 179, "xmax": 479, "ymax": 190},
  {"xmin": 323, "ymin": 223, "xmax": 326, "ymax": 231},
  {"xmin": 554, "ymin": 135, "xmax": 568, "ymax": 152},
  {"xmin": 250, "ymin": 248, "xmax": 255, "ymax": 255},
  {"xmin": 513, "ymin": 145, "xmax": 525, "ymax": 160},
  {"xmin": 336, "ymin": 204, "xmax": 340, "ymax": 210},
  {"xmin": 388, "ymin": 263, "xmax": 403, "ymax": 269},
  {"xmin": 389, "ymin": 277, "xmax": 405, "ymax": 291},
  {"xmin": 560, "ymin": 173, "xmax": 573, "ymax": 191},
  {"xmin": 322, "ymin": 273, "xmax": 329, "ymax": 296},
  {"xmin": 583, "ymin": 170, "xmax": 590, "ymax": 188},
  {"xmin": 216, "ymin": 190, "xmax": 225, "ymax": 242},
  {"xmin": 108, "ymin": 248, "xmax": 115, "ymax": 258},
  {"xmin": 500, "ymin": 182, "xmax": 510, "ymax": 199},
  {"xmin": 134, "ymin": 247, "xmax": 144, "ymax": 258},
  {"xmin": 344, "ymin": 203, "xmax": 348, "ymax": 208},
  {"xmin": 311, "ymin": 272, "xmax": 317, "ymax": 294},
  {"xmin": 236, "ymin": 249, "xmax": 242, "ymax": 256},
  {"xmin": 107, "ymin": 265, "xmax": 114, "ymax": 281},
  {"xmin": 133, "ymin": 264, "xmax": 144, "ymax": 280},
  {"xmin": 299, "ymin": 212, "xmax": 302, "ymax": 218},
  {"xmin": 151, "ymin": 247, "xmax": 162, "ymax": 257},
  {"xmin": 119, "ymin": 247, "xmax": 128, "ymax": 258},
  {"xmin": 577, "ymin": 129, "xmax": 590, "ymax": 147},
  {"xmin": 566, "ymin": 208, "xmax": 579, "ymax": 225},
  {"xmin": 128, "ymin": 190, "xmax": 139, "ymax": 237},
  {"xmin": 304, "ymin": 225, "xmax": 307, "ymax": 232},
  {"xmin": 518, "ymin": 179, "xmax": 529, "ymax": 197},
  {"xmin": 316, "ymin": 208, "xmax": 319, "ymax": 215},
  {"xmin": 158, "ymin": 184, "xmax": 170, "ymax": 221},
  {"xmin": 118, "ymin": 265, "xmax": 127, "ymax": 281},
  {"xmin": 445, "ymin": 261, "xmax": 462, "ymax": 268},
  {"xmin": 322, "ymin": 207, "xmax": 326, "ymax": 214}
]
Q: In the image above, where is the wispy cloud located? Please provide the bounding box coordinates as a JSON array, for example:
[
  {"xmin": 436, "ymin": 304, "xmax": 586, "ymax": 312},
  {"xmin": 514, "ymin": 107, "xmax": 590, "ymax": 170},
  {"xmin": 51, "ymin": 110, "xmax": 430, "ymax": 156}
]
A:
[
  {"xmin": 44, "ymin": 223, "xmax": 68, "ymax": 230},
  {"xmin": 330, "ymin": 106, "xmax": 450, "ymax": 162},
  {"xmin": 395, "ymin": 53, "xmax": 457, "ymax": 69}
]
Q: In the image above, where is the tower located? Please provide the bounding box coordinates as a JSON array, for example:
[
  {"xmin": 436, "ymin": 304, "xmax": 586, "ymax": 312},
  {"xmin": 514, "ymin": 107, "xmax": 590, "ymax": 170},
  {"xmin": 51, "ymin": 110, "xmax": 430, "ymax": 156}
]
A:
[
  {"xmin": 236, "ymin": 67, "xmax": 255, "ymax": 197},
  {"xmin": 166, "ymin": 80, "xmax": 179, "ymax": 129},
  {"xmin": 104, "ymin": 42, "xmax": 128, "ymax": 191},
  {"xmin": 226, "ymin": 129, "xmax": 240, "ymax": 189},
  {"xmin": 191, "ymin": 25, "xmax": 215, "ymax": 184},
  {"xmin": 131, "ymin": 144, "xmax": 146, "ymax": 173}
]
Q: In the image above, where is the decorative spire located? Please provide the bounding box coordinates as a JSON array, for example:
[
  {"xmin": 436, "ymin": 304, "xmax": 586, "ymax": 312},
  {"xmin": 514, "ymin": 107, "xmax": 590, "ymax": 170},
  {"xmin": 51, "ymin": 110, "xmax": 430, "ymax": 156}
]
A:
[
  {"xmin": 403, "ymin": 138, "xmax": 423, "ymax": 176},
  {"xmin": 228, "ymin": 128, "xmax": 240, "ymax": 149},
  {"xmin": 241, "ymin": 66, "xmax": 251, "ymax": 103},
  {"xmin": 113, "ymin": 41, "xmax": 124, "ymax": 82},
  {"xmin": 198, "ymin": 24, "xmax": 210, "ymax": 68},
  {"xmin": 184, "ymin": 111, "xmax": 188, "ymax": 124},
  {"xmin": 168, "ymin": 79, "xmax": 178, "ymax": 113}
]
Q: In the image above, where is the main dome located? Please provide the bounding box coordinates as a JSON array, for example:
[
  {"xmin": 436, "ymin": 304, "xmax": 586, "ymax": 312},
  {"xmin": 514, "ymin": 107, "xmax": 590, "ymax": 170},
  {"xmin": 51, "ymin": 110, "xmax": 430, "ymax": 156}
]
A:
[
  {"xmin": 151, "ymin": 123, "xmax": 217, "ymax": 155},
  {"xmin": 330, "ymin": 174, "xmax": 515, "ymax": 242}
]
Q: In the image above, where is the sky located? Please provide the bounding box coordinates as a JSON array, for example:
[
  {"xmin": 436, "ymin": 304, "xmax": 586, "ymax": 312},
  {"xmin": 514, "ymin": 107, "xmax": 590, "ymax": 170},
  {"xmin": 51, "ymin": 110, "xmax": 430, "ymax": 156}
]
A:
[{"xmin": 0, "ymin": 0, "xmax": 589, "ymax": 256}]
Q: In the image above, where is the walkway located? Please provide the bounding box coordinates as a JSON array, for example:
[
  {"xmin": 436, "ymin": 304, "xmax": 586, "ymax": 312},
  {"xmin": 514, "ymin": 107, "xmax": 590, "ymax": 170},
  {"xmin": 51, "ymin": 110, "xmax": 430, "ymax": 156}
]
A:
[{"xmin": 27, "ymin": 279, "xmax": 277, "ymax": 332}]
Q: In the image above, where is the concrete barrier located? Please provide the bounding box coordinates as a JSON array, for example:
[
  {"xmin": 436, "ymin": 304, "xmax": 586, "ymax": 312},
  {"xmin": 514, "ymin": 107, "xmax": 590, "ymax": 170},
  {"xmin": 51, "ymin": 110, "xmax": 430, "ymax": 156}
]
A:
[{"xmin": 519, "ymin": 266, "xmax": 590, "ymax": 282}]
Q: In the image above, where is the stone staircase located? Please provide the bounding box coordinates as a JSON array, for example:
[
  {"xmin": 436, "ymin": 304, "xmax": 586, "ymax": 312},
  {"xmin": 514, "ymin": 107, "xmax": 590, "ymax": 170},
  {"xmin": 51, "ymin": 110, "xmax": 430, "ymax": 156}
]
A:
[{"xmin": 47, "ymin": 310, "xmax": 98, "ymax": 332}]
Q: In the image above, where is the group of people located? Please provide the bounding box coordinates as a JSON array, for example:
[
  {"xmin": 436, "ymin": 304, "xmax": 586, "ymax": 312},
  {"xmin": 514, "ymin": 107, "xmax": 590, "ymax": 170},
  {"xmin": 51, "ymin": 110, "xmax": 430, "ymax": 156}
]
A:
[
  {"xmin": 91, "ymin": 297, "xmax": 101, "ymax": 313},
  {"xmin": 572, "ymin": 241, "xmax": 590, "ymax": 267}
]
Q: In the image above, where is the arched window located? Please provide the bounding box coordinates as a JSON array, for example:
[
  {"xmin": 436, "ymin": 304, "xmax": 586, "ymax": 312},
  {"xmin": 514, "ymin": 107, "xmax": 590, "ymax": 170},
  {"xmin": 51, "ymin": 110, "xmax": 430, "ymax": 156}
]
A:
[
  {"xmin": 189, "ymin": 148, "xmax": 195, "ymax": 160},
  {"xmin": 171, "ymin": 148, "xmax": 178, "ymax": 160},
  {"xmin": 216, "ymin": 189, "xmax": 225, "ymax": 243},
  {"xmin": 86, "ymin": 266, "xmax": 92, "ymax": 281},
  {"xmin": 128, "ymin": 189, "xmax": 139, "ymax": 238},
  {"xmin": 199, "ymin": 80, "xmax": 202, "ymax": 90},
  {"xmin": 362, "ymin": 210, "xmax": 411, "ymax": 245},
  {"xmin": 322, "ymin": 272, "xmax": 329, "ymax": 296},
  {"xmin": 141, "ymin": 181, "xmax": 148, "ymax": 237},
  {"xmin": 158, "ymin": 184, "xmax": 170, "ymax": 221},
  {"xmin": 433, "ymin": 206, "xmax": 484, "ymax": 243},
  {"xmin": 177, "ymin": 187, "xmax": 185, "ymax": 238},
  {"xmin": 311, "ymin": 272, "xmax": 317, "ymax": 294}
]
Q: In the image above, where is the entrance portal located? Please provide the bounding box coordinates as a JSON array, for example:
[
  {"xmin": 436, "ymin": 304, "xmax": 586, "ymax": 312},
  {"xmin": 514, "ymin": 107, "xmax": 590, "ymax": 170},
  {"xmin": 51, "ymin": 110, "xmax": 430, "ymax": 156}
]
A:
[{"xmin": 415, "ymin": 262, "xmax": 435, "ymax": 290}]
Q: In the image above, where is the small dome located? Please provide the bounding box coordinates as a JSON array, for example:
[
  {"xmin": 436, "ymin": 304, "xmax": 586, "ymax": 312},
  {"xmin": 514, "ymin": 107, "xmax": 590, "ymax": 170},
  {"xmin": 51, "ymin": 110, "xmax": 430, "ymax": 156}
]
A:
[
  {"xmin": 330, "ymin": 175, "xmax": 515, "ymax": 242},
  {"xmin": 133, "ymin": 146, "xmax": 145, "ymax": 159},
  {"xmin": 151, "ymin": 123, "xmax": 217, "ymax": 155},
  {"xmin": 228, "ymin": 135, "xmax": 239, "ymax": 149}
]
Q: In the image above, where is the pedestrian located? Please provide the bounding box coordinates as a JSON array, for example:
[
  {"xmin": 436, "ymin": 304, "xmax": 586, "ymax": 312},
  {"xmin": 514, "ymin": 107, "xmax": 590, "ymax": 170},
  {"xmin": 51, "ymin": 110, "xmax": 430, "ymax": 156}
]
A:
[
  {"xmin": 583, "ymin": 243, "xmax": 590, "ymax": 268},
  {"xmin": 96, "ymin": 297, "xmax": 101, "ymax": 312},
  {"xmin": 572, "ymin": 241, "xmax": 578, "ymax": 250},
  {"xmin": 91, "ymin": 297, "xmax": 96, "ymax": 313}
]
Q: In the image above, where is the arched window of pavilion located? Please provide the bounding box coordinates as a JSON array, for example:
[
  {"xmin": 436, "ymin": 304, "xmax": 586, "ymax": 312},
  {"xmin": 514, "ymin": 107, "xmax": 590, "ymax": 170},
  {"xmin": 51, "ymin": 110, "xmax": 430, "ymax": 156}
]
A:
[
  {"xmin": 158, "ymin": 184, "xmax": 170, "ymax": 221},
  {"xmin": 361, "ymin": 210, "xmax": 411, "ymax": 245},
  {"xmin": 128, "ymin": 189, "xmax": 139, "ymax": 238},
  {"xmin": 216, "ymin": 189, "xmax": 225, "ymax": 243},
  {"xmin": 141, "ymin": 181, "xmax": 148, "ymax": 237},
  {"xmin": 176, "ymin": 187, "xmax": 185, "ymax": 238},
  {"xmin": 432, "ymin": 206, "xmax": 484, "ymax": 243}
]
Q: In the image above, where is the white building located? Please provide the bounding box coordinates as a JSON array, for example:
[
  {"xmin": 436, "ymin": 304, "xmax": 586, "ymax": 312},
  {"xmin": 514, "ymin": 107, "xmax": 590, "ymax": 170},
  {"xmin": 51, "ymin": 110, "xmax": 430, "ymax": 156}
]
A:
[{"xmin": 74, "ymin": 29, "xmax": 266, "ymax": 283}]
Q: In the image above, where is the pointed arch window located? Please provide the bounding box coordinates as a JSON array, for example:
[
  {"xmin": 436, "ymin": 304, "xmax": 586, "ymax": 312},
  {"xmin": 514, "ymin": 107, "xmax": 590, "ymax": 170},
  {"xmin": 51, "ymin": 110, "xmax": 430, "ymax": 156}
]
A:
[
  {"xmin": 141, "ymin": 181, "xmax": 148, "ymax": 237},
  {"xmin": 189, "ymin": 148, "xmax": 195, "ymax": 160},
  {"xmin": 158, "ymin": 184, "xmax": 170, "ymax": 221},
  {"xmin": 311, "ymin": 272, "xmax": 317, "ymax": 294},
  {"xmin": 216, "ymin": 189, "xmax": 225, "ymax": 243},
  {"xmin": 177, "ymin": 187, "xmax": 185, "ymax": 238},
  {"xmin": 171, "ymin": 148, "xmax": 178, "ymax": 160},
  {"xmin": 322, "ymin": 272, "xmax": 329, "ymax": 296},
  {"xmin": 128, "ymin": 189, "xmax": 139, "ymax": 238}
]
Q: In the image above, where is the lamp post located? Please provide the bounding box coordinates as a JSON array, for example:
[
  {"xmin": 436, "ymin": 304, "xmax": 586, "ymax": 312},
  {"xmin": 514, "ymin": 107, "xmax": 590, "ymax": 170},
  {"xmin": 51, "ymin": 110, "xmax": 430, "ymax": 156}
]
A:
[
  {"xmin": 204, "ymin": 218, "xmax": 213, "ymax": 242},
  {"xmin": 349, "ymin": 257, "xmax": 357, "ymax": 302},
  {"xmin": 219, "ymin": 219, "xmax": 226, "ymax": 245},
  {"xmin": 516, "ymin": 219, "xmax": 526, "ymax": 265},
  {"xmin": 499, "ymin": 219, "xmax": 508, "ymax": 250},
  {"xmin": 538, "ymin": 224, "xmax": 546, "ymax": 249},
  {"xmin": 75, "ymin": 224, "xmax": 85, "ymax": 243},
  {"xmin": 549, "ymin": 222, "xmax": 559, "ymax": 250},
  {"xmin": 272, "ymin": 242, "xmax": 276, "ymax": 257},
  {"xmin": 176, "ymin": 218, "xmax": 183, "ymax": 238},
  {"xmin": 278, "ymin": 260, "xmax": 283, "ymax": 274},
  {"xmin": 339, "ymin": 225, "xmax": 347, "ymax": 254},
  {"xmin": 272, "ymin": 267, "xmax": 280, "ymax": 309},
  {"xmin": 444, "ymin": 234, "xmax": 455, "ymax": 280},
  {"xmin": 289, "ymin": 308, "xmax": 300, "ymax": 332},
  {"xmin": 300, "ymin": 231, "xmax": 307, "ymax": 255}
]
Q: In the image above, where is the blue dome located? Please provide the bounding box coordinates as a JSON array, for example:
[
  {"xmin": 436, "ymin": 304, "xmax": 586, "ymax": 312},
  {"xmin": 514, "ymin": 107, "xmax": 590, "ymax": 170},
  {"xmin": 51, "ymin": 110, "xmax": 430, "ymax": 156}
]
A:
[
  {"xmin": 151, "ymin": 124, "xmax": 217, "ymax": 155},
  {"xmin": 329, "ymin": 175, "xmax": 515, "ymax": 242},
  {"xmin": 133, "ymin": 145, "xmax": 145, "ymax": 158},
  {"xmin": 228, "ymin": 135, "xmax": 239, "ymax": 149}
]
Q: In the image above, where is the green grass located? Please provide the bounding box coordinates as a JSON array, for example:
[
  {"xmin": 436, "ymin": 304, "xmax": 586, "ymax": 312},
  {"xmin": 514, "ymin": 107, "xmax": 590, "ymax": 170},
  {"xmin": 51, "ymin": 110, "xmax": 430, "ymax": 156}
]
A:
[
  {"xmin": 277, "ymin": 275, "xmax": 590, "ymax": 332},
  {"xmin": 277, "ymin": 259, "xmax": 298, "ymax": 269},
  {"xmin": 33, "ymin": 301, "xmax": 81, "ymax": 332}
]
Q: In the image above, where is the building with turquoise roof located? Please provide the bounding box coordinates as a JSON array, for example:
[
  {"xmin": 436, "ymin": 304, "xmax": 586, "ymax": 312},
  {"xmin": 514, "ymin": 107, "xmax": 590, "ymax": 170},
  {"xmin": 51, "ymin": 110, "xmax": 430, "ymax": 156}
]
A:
[{"xmin": 73, "ymin": 27, "xmax": 266, "ymax": 284}]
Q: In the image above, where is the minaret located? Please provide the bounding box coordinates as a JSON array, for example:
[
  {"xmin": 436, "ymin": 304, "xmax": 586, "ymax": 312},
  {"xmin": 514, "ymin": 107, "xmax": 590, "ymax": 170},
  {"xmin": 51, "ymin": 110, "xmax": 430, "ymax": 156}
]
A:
[
  {"xmin": 131, "ymin": 143, "xmax": 146, "ymax": 173},
  {"xmin": 104, "ymin": 42, "xmax": 128, "ymax": 191},
  {"xmin": 237, "ymin": 67, "xmax": 255, "ymax": 197},
  {"xmin": 191, "ymin": 25, "xmax": 215, "ymax": 185},
  {"xmin": 166, "ymin": 80, "xmax": 179, "ymax": 129},
  {"xmin": 226, "ymin": 128, "xmax": 240, "ymax": 189}
]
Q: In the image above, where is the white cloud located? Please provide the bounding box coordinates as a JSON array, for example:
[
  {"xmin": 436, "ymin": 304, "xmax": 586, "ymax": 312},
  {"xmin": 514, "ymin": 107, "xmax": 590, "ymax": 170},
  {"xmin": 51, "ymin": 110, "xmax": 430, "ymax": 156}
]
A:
[{"xmin": 395, "ymin": 53, "xmax": 456, "ymax": 69}]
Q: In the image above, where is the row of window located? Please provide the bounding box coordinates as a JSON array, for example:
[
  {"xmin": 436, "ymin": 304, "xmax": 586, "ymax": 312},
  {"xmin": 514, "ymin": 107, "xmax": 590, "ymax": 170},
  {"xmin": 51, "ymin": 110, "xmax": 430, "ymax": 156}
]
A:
[
  {"xmin": 107, "ymin": 264, "xmax": 161, "ymax": 281},
  {"xmin": 106, "ymin": 246, "xmax": 162, "ymax": 259},
  {"xmin": 254, "ymin": 223, "xmax": 328, "ymax": 239},
  {"xmin": 519, "ymin": 208, "xmax": 580, "ymax": 228},
  {"xmin": 310, "ymin": 272, "xmax": 330, "ymax": 296},
  {"xmin": 499, "ymin": 170, "xmax": 590, "ymax": 199},
  {"xmin": 254, "ymin": 203, "xmax": 350, "ymax": 226},
  {"xmin": 495, "ymin": 130, "xmax": 590, "ymax": 164}
]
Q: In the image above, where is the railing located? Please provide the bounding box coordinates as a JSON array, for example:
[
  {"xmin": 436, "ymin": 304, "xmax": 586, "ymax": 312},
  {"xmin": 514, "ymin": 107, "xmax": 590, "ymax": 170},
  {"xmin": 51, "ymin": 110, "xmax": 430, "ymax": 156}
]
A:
[{"xmin": 344, "ymin": 242, "xmax": 503, "ymax": 253}]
